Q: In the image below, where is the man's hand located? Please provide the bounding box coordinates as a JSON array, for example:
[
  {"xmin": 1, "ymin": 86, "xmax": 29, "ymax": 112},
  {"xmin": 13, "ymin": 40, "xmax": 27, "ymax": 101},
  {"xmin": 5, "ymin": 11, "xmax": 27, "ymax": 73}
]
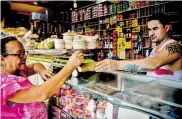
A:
[{"xmin": 95, "ymin": 59, "xmax": 118, "ymax": 72}]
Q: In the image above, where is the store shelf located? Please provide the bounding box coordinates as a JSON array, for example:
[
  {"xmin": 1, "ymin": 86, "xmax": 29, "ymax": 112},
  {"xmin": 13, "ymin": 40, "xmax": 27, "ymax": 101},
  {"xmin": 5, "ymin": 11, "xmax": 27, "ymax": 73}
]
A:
[
  {"xmin": 119, "ymin": 37, "xmax": 132, "ymax": 39},
  {"xmin": 170, "ymin": 21, "xmax": 182, "ymax": 24},
  {"xmin": 70, "ymin": 1, "xmax": 181, "ymax": 60},
  {"xmin": 74, "ymin": 27, "xmax": 83, "ymax": 29},
  {"xmin": 26, "ymin": 49, "xmax": 67, "ymax": 55},
  {"xmin": 97, "ymin": 28, "xmax": 116, "ymax": 31},
  {"xmin": 27, "ymin": 54, "xmax": 95, "ymax": 68},
  {"xmin": 72, "ymin": 13, "xmax": 116, "ymax": 24},
  {"xmin": 32, "ymin": 19, "xmax": 48, "ymax": 22},
  {"xmin": 72, "ymin": 20, "xmax": 85, "ymax": 24},
  {"xmin": 110, "ymin": 28, "xmax": 116, "ymax": 30},
  {"xmin": 27, "ymin": 56, "xmax": 53, "ymax": 63},
  {"xmin": 72, "ymin": 1, "xmax": 173, "ymax": 24},
  {"xmin": 100, "ymin": 13, "xmax": 116, "ymax": 17},
  {"xmin": 172, "ymin": 34, "xmax": 182, "ymax": 37},
  {"xmin": 100, "ymin": 22, "xmax": 110, "ymax": 25},
  {"xmin": 87, "ymin": 24, "xmax": 99, "ymax": 27},
  {"xmin": 120, "ymin": 15, "xmax": 152, "ymax": 20},
  {"xmin": 117, "ymin": 20, "xmax": 124, "ymax": 22},
  {"xmin": 101, "ymin": 38, "xmax": 113, "ymax": 40},
  {"xmin": 138, "ymin": 25, "xmax": 147, "ymax": 27},
  {"xmin": 122, "ymin": 26, "xmax": 138, "ymax": 28},
  {"xmin": 137, "ymin": 15, "xmax": 153, "ymax": 19},
  {"xmin": 96, "ymin": 48, "xmax": 113, "ymax": 50},
  {"xmin": 141, "ymin": 47, "xmax": 153, "ymax": 50},
  {"xmin": 123, "ymin": 18, "xmax": 137, "ymax": 21},
  {"xmin": 117, "ymin": 1, "xmax": 173, "ymax": 14}
]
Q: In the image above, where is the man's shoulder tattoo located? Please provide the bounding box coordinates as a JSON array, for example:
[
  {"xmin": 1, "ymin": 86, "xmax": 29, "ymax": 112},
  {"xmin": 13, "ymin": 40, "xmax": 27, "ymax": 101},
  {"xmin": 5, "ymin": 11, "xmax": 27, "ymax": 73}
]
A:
[{"xmin": 166, "ymin": 42, "xmax": 181, "ymax": 55}]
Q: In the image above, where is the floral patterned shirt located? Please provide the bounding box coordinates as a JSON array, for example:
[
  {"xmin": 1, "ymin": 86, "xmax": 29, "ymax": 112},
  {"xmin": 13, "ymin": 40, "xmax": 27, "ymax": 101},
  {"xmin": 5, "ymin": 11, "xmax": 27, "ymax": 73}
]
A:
[{"xmin": 0, "ymin": 74, "xmax": 48, "ymax": 119}]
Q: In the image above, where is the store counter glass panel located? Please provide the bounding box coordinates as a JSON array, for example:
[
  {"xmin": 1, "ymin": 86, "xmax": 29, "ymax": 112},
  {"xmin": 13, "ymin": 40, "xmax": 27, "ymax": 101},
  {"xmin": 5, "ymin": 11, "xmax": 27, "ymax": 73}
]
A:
[
  {"xmin": 71, "ymin": 71, "xmax": 155, "ymax": 95},
  {"xmin": 69, "ymin": 71, "xmax": 182, "ymax": 119},
  {"xmin": 113, "ymin": 79, "xmax": 182, "ymax": 119}
]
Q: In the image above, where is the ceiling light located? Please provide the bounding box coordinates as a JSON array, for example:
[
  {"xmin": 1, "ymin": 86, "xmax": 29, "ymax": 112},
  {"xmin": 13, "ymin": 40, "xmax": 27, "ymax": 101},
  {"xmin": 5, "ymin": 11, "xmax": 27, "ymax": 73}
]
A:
[
  {"xmin": 73, "ymin": 1, "xmax": 77, "ymax": 8},
  {"xmin": 33, "ymin": 1, "xmax": 38, "ymax": 5}
]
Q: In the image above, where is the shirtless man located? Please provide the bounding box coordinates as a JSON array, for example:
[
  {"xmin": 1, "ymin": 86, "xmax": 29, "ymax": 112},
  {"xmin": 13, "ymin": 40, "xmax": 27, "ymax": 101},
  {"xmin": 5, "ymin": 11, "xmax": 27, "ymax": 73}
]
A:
[{"xmin": 95, "ymin": 13, "xmax": 182, "ymax": 80}]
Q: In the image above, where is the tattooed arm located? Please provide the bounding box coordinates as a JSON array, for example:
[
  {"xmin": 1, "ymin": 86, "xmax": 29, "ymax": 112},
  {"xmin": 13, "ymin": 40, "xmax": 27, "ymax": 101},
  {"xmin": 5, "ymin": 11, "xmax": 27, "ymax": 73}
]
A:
[
  {"xmin": 95, "ymin": 42, "xmax": 181, "ymax": 72},
  {"xmin": 95, "ymin": 58, "xmax": 153, "ymax": 72},
  {"xmin": 166, "ymin": 42, "xmax": 181, "ymax": 55}
]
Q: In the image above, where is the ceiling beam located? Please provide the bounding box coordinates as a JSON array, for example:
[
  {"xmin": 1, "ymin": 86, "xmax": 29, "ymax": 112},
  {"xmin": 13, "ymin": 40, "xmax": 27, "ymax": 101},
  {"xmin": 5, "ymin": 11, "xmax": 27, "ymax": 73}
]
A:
[{"xmin": 10, "ymin": 2, "xmax": 47, "ymax": 13}]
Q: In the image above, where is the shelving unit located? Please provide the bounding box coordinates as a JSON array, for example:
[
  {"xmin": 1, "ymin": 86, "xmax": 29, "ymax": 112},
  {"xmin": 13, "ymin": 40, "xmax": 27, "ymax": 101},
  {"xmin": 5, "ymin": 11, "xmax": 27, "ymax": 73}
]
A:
[
  {"xmin": 71, "ymin": 1, "xmax": 174, "ymax": 23},
  {"xmin": 70, "ymin": 1, "xmax": 182, "ymax": 60}
]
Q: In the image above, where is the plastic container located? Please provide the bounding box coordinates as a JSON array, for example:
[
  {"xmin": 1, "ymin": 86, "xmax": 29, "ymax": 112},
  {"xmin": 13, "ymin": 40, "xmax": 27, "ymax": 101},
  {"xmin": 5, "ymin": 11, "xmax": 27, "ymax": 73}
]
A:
[
  {"xmin": 64, "ymin": 39, "xmax": 73, "ymax": 49},
  {"xmin": 54, "ymin": 38, "xmax": 65, "ymax": 49},
  {"xmin": 62, "ymin": 32, "xmax": 74, "ymax": 40},
  {"xmin": 87, "ymin": 42, "xmax": 97, "ymax": 49},
  {"xmin": 63, "ymin": 35, "xmax": 74, "ymax": 40},
  {"xmin": 73, "ymin": 35, "xmax": 82, "ymax": 40},
  {"xmin": 73, "ymin": 39, "xmax": 86, "ymax": 49},
  {"xmin": 82, "ymin": 35, "xmax": 98, "ymax": 43}
]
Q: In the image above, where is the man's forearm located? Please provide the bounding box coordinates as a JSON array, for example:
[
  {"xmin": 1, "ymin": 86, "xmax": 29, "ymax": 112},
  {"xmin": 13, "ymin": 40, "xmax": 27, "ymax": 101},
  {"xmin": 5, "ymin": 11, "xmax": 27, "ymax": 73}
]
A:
[
  {"xmin": 122, "ymin": 64, "xmax": 148, "ymax": 72},
  {"xmin": 117, "ymin": 58, "xmax": 157, "ymax": 72}
]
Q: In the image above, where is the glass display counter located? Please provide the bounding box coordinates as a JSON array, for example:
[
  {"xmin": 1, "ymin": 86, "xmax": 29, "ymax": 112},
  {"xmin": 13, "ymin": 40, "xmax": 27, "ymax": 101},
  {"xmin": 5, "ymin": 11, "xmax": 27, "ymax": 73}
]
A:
[
  {"xmin": 67, "ymin": 71, "xmax": 182, "ymax": 119},
  {"xmin": 26, "ymin": 55, "xmax": 182, "ymax": 119}
]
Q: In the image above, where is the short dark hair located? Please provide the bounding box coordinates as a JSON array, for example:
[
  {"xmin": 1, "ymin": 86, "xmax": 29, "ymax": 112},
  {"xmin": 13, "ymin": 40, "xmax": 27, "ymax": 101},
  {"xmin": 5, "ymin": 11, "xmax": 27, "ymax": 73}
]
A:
[
  {"xmin": 147, "ymin": 13, "xmax": 170, "ymax": 27},
  {"xmin": 1, "ymin": 36, "xmax": 17, "ymax": 57}
]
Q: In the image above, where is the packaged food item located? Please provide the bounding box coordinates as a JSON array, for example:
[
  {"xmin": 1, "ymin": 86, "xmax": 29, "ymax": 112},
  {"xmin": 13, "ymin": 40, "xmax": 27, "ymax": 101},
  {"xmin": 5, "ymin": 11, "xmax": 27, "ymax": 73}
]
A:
[{"xmin": 59, "ymin": 87, "xmax": 109, "ymax": 118}]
